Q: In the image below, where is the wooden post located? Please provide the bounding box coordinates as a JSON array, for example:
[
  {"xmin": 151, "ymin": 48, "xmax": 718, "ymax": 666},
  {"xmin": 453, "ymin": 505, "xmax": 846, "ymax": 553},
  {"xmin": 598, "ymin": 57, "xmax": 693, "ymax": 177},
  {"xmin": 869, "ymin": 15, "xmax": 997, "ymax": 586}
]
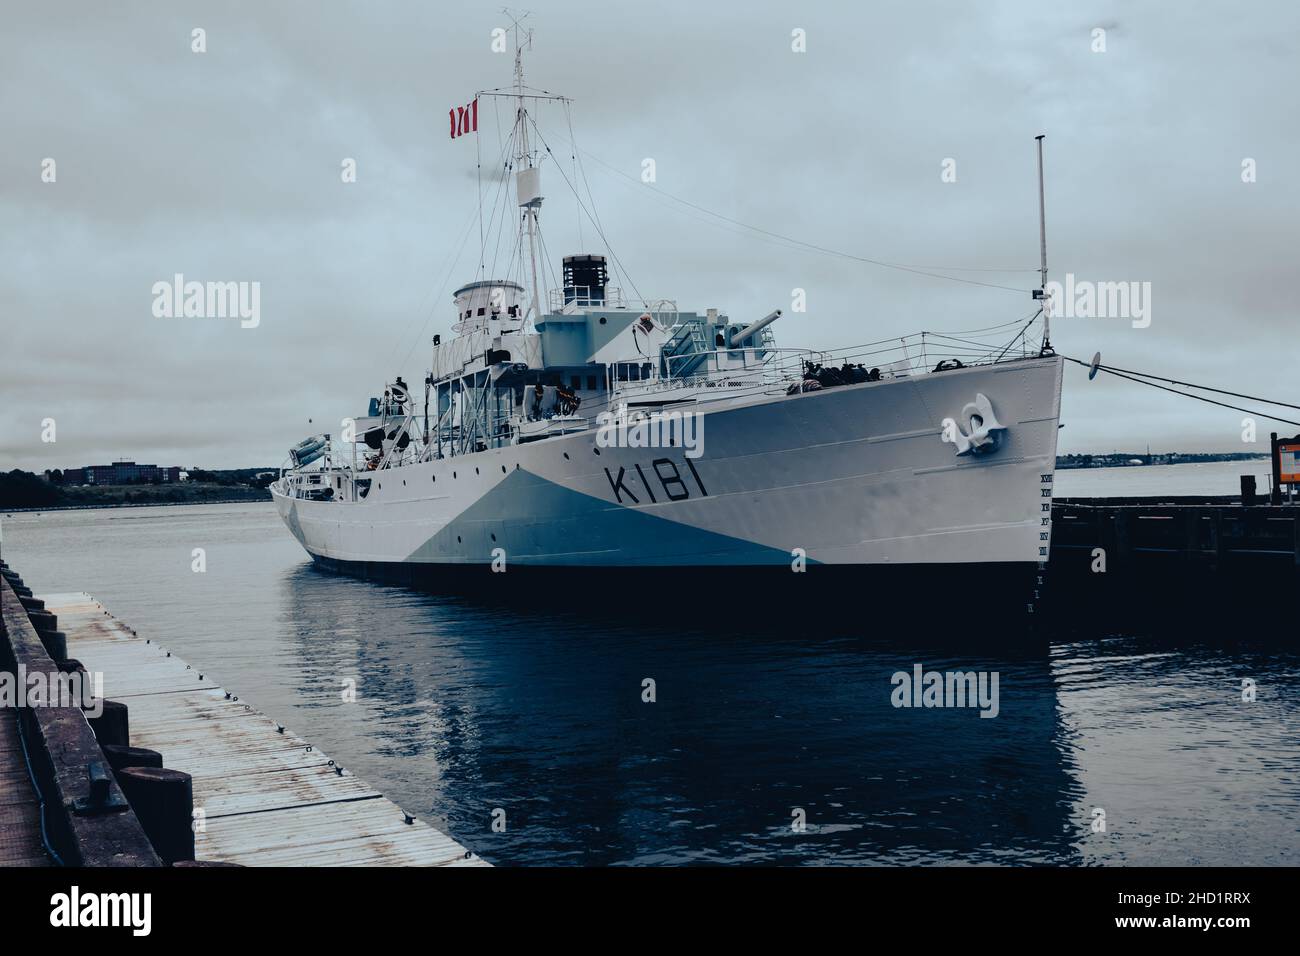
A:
[
  {"xmin": 40, "ymin": 629, "xmax": 67, "ymax": 661},
  {"xmin": 1272, "ymin": 432, "xmax": 1283, "ymax": 505},
  {"xmin": 87, "ymin": 699, "xmax": 129, "ymax": 748},
  {"xmin": 1184, "ymin": 509, "xmax": 1195, "ymax": 564},
  {"xmin": 117, "ymin": 767, "xmax": 195, "ymax": 864},
  {"xmin": 1114, "ymin": 510, "xmax": 1131, "ymax": 570},
  {"xmin": 101, "ymin": 744, "xmax": 164, "ymax": 774},
  {"xmin": 1212, "ymin": 511, "xmax": 1223, "ymax": 572}
]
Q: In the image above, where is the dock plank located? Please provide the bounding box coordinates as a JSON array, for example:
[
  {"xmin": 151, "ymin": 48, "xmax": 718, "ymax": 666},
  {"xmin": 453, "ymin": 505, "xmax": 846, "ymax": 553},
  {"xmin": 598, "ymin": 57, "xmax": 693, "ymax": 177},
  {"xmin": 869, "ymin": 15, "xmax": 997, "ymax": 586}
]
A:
[
  {"xmin": 0, "ymin": 712, "xmax": 49, "ymax": 865},
  {"xmin": 44, "ymin": 592, "xmax": 487, "ymax": 867}
]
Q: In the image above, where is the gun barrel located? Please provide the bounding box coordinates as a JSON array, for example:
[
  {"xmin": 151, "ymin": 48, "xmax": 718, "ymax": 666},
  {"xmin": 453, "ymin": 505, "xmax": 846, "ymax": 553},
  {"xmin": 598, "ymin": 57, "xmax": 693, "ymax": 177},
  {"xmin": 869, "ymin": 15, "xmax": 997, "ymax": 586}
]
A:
[{"xmin": 730, "ymin": 309, "xmax": 782, "ymax": 347}]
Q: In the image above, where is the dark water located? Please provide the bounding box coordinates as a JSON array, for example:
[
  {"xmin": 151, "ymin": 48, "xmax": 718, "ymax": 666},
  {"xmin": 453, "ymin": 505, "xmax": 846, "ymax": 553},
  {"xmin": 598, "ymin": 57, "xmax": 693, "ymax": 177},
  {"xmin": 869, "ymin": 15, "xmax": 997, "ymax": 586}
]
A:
[{"xmin": 3, "ymin": 502, "xmax": 1298, "ymax": 865}]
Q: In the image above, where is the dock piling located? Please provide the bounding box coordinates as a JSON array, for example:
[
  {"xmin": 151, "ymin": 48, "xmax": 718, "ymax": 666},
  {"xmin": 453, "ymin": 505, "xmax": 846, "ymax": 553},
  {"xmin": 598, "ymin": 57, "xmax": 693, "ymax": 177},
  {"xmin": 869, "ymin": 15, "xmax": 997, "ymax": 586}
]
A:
[
  {"xmin": 88, "ymin": 699, "xmax": 130, "ymax": 748},
  {"xmin": 117, "ymin": 767, "xmax": 195, "ymax": 865},
  {"xmin": 102, "ymin": 744, "xmax": 165, "ymax": 775}
]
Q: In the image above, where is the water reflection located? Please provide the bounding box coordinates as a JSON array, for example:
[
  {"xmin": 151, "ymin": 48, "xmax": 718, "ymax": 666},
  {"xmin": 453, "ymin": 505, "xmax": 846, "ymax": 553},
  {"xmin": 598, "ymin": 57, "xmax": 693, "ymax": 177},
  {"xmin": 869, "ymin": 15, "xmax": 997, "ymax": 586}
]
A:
[
  {"xmin": 279, "ymin": 562, "xmax": 1086, "ymax": 865},
  {"xmin": 8, "ymin": 504, "xmax": 1296, "ymax": 866}
]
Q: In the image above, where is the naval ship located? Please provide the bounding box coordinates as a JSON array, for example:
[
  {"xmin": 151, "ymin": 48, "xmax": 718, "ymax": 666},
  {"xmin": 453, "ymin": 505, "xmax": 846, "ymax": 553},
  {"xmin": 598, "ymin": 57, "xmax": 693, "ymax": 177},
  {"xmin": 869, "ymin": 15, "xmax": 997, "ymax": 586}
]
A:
[{"xmin": 272, "ymin": 34, "xmax": 1065, "ymax": 616}]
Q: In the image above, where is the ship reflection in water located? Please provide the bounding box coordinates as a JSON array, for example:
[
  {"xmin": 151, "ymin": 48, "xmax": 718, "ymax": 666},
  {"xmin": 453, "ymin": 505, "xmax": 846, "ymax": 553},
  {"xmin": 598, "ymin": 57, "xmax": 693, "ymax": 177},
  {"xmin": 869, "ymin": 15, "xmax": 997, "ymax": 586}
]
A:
[
  {"xmin": 276, "ymin": 561, "xmax": 1299, "ymax": 866},
  {"xmin": 6, "ymin": 504, "xmax": 1297, "ymax": 866}
]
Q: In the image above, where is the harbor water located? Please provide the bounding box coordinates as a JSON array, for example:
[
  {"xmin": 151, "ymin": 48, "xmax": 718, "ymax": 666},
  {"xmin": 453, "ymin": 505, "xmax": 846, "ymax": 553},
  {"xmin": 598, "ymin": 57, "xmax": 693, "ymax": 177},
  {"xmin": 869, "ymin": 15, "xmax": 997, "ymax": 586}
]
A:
[{"xmin": 4, "ymin": 460, "xmax": 1297, "ymax": 865}]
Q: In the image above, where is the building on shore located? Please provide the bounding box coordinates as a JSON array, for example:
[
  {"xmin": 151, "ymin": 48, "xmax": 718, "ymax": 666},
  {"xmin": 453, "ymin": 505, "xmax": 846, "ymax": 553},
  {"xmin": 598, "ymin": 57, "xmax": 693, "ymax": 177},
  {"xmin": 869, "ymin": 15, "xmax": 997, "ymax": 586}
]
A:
[{"xmin": 77, "ymin": 460, "xmax": 182, "ymax": 485}]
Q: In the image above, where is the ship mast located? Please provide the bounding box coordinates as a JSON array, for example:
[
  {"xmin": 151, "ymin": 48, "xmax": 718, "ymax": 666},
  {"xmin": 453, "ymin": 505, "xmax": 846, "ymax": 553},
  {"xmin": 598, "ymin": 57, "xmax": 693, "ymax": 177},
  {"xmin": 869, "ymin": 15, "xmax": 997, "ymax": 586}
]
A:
[
  {"xmin": 474, "ymin": 13, "xmax": 569, "ymax": 322},
  {"xmin": 510, "ymin": 16, "xmax": 545, "ymax": 322},
  {"xmin": 1034, "ymin": 133, "xmax": 1053, "ymax": 355}
]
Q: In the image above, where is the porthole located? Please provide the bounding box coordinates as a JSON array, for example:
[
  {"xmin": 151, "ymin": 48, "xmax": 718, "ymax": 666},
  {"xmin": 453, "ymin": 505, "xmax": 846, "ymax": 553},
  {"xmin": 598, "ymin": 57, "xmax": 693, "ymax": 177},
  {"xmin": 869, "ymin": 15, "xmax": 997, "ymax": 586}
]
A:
[
  {"xmin": 599, "ymin": 316, "xmax": 607, "ymax": 325},
  {"xmin": 432, "ymin": 475, "xmax": 436, "ymax": 482},
  {"xmin": 490, "ymin": 534, "xmax": 496, "ymax": 542},
  {"xmin": 453, "ymin": 471, "xmax": 457, "ymax": 479},
  {"xmin": 457, "ymin": 535, "xmax": 462, "ymax": 543},
  {"xmin": 475, "ymin": 467, "xmax": 480, "ymax": 475},
  {"xmin": 563, "ymin": 452, "xmax": 570, "ymax": 460},
  {"xmin": 593, "ymin": 447, "xmax": 601, "ymax": 455},
  {"xmin": 501, "ymin": 465, "xmax": 506, "ymax": 473}
]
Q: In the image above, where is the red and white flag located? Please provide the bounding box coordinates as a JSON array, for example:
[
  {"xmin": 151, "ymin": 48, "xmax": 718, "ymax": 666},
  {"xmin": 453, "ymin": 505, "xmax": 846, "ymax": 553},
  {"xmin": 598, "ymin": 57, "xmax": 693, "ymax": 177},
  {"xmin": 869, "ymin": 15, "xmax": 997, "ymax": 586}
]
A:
[{"xmin": 449, "ymin": 98, "xmax": 477, "ymax": 139}]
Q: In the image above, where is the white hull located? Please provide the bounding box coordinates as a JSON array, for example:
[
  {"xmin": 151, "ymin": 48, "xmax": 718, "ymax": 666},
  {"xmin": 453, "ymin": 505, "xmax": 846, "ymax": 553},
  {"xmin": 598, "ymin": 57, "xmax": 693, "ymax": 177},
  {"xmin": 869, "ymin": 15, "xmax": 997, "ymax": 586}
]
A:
[{"xmin": 273, "ymin": 356, "xmax": 1064, "ymax": 571}]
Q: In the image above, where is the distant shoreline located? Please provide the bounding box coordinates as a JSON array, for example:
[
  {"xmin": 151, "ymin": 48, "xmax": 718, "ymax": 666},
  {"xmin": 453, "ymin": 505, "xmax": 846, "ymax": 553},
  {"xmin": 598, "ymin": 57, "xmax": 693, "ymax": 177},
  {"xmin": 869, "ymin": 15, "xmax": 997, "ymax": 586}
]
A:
[
  {"xmin": 4, "ymin": 496, "xmax": 272, "ymax": 514},
  {"xmin": 1057, "ymin": 453, "xmax": 1269, "ymax": 469}
]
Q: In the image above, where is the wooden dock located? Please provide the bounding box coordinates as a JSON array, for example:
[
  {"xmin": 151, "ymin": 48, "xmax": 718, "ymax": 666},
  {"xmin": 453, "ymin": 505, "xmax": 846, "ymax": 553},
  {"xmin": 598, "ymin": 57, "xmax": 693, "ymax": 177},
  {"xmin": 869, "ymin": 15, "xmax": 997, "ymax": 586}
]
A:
[
  {"xmin": 1051, "ymin": 499, "xmax": 1300, "ymax": 569},
  {"xmin": 43, "ymin": 592, "xmax": 488, "ymax": 867},
  {"xmin": 0, "ymin": 711, "xmax": 49, "ymax": 866},
  {"xmin": 1046, "ymin": 498, "xmax": 1300, "ymax": 628}
]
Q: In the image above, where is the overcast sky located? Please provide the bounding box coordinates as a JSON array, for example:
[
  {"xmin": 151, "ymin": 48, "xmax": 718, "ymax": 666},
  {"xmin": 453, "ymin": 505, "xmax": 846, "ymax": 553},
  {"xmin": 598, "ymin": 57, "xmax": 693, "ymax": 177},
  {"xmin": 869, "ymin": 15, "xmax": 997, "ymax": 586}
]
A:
[{"xmin": 3, "ymin": 0, "xmax": 1297, "ymax": 470}]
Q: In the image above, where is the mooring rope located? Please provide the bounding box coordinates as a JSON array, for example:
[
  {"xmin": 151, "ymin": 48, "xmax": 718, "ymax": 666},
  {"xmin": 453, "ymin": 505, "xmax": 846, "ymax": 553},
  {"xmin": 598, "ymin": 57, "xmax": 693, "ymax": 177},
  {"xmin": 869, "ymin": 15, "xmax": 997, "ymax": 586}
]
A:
[{"xmin": 1063, "ymin": 355, "xmax": 1300, "ymax": 429}]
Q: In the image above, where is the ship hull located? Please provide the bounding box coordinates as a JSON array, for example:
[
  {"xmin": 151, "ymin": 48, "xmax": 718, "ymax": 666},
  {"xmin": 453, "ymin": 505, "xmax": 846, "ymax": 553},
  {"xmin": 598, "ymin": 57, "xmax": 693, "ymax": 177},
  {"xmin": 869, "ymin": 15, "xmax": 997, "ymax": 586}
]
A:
[{"xmin": 273, "ymin": 355, "xmax": 1064, "ymax": 613}]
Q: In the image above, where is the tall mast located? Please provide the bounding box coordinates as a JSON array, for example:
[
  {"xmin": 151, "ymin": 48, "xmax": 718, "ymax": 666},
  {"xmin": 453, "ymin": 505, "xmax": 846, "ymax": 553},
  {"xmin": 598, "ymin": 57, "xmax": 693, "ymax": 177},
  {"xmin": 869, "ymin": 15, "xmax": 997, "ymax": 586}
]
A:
[
  {"xmin": 1034, "ymin": 134, "xmax": 1052, "ymax": 354},
  {"xmin": 511, "ymin": 18, "xmax": 545, "ymax": 322}
]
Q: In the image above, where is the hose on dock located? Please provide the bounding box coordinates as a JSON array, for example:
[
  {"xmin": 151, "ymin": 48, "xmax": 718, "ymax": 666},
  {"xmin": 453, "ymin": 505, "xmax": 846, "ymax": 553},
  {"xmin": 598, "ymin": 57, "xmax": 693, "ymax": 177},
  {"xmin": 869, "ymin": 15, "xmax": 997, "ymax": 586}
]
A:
[{"xmin": 14, "ymin": 704, "xmax": 66, "ymax": 866}]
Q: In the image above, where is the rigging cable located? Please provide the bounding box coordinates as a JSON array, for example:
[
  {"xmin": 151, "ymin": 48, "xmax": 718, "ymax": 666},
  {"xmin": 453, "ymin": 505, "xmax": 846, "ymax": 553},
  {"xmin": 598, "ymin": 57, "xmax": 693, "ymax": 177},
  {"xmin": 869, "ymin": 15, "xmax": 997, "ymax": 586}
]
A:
[
  {"xmin": 1063, "ymin": 356, "xmax": 1300, "ymax": 429},
  {"xmin": 992, "ymin": 308, "xmax": 1044, "ymax": 362},
  {"xmin": 568, "ymin": 116, "xmax": 637, "ymax": 294},
  {"xmin": 565, "ymin": 102, "xmax": 584, "ymax": 251},
  {"xmin": 1076, "ymin": 360, "xmax": 1300, "ymax": 412},
  {"xmin": 526, "ymin": 112, "xmax": 645, "ymax": 303},
  {"xmin": 396, "ymin": 207, "xmax": 480, "ymax": 373},
  {"xmin": 551, "ymin": 135, "xmax": 1036, "ymax": 294}
]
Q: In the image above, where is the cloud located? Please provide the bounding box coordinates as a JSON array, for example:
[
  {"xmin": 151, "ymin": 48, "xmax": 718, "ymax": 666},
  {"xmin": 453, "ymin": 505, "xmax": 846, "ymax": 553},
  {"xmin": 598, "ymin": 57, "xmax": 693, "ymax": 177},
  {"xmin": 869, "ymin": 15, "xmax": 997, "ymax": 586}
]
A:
[{"xmin": 2, "ymin": 0, "xmax": 1296, "ymax": 469}]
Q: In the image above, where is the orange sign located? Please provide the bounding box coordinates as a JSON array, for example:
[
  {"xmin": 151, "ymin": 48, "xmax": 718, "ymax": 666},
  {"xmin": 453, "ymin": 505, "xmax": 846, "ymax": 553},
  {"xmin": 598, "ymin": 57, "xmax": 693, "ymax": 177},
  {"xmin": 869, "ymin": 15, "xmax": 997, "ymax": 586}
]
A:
[{"xmin": 1278, "ymin": 442, "xmax": 1300, "ymax": 484}]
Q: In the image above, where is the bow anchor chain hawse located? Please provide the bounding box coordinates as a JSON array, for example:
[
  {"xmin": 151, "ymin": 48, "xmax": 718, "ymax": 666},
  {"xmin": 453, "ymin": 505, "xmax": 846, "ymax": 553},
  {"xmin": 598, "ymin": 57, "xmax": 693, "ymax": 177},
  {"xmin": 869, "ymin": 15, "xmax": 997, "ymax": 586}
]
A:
[{"xmin": 944, "ymin": 393, "xmax": 1007, "ymax": 456}]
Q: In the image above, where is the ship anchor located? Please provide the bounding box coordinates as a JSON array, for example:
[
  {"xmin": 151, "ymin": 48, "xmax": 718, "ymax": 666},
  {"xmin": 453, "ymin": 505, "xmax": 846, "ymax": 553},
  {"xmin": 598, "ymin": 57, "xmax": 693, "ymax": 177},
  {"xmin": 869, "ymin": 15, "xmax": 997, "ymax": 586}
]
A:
[{"xmin": 943, "ymin": 393, "xmax": 1007, "ymax": 456}]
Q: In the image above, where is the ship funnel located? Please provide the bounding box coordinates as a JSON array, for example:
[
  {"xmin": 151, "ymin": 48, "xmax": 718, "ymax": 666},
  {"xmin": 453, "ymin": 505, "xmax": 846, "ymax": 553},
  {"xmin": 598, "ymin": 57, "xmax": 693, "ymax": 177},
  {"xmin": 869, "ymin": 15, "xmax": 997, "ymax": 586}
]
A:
[{"xmin": 562, "ymin": 254, "xmax": 608, "ymax": 306}]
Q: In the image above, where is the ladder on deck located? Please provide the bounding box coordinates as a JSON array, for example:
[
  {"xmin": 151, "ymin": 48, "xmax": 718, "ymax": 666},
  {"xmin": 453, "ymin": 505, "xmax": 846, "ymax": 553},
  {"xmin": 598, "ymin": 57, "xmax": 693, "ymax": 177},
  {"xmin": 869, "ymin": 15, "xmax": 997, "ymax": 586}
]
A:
[{"xmin": 662, "ymin": 322, "xmax": 711, "ymax": 379}]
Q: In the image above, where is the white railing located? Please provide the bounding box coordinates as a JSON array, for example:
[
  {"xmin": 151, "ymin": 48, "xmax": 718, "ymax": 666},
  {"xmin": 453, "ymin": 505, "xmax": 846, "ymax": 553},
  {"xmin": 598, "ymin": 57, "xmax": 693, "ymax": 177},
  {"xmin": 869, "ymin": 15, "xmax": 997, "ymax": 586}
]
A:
[
  {"xmin": 546, "ymin": 287, "xmax": 680, "ymax": 319},
  {"xmin": 282, "ymin": 325, "xmax": 1042, "ymax": 479}
]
